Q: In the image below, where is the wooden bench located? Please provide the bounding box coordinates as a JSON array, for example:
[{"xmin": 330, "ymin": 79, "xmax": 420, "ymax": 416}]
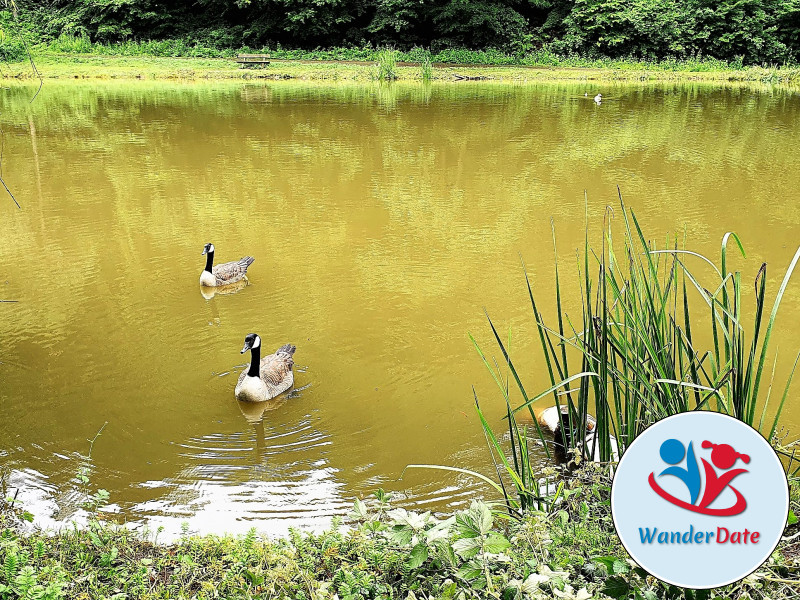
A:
[{"xmin": 235, "ymin": 54, "xmax": 271, "ymax": 67}]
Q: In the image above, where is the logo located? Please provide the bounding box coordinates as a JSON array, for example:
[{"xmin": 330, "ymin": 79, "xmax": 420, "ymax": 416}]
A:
[
  {"xmin": 611, "ymin": 412, "xmax": 789, "ymax": 589},
  {"xmin": 648, "ymin": 439, "xmax": 749, "ymax": 516}
]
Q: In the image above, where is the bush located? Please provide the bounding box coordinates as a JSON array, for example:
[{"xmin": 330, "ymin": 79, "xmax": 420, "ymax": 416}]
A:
[
  {"xmin": 555, "ymin": 0, "xmax": 694, "ymax": 59},
  {"xmin": 8, "ymin": 1, "xmax": 800, "ymax": 65},
  {"xmin": 47, "ymin": 33, "xmax": 93, "ymax": 53},
  {"xmin": 0, "ymin": 9, "xmax": 33, "ymax": 62},
  {"xmin": 551, "ymin": 0, "xmax": 797, "ymax": 63},
  {"xmin": 0, "ymin": 34, "xmax": 27, "ymax": 62}
]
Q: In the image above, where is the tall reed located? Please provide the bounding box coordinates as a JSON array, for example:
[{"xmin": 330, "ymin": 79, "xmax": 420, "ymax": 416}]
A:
[
  {"xmin": 479, "ymin": 197, "xmax": 800, "ymax": 471},
  {"xmin": 408, "ymin": 391, "xmax": 565, "ymax": 518},
  {"xmin": 420, "ymin": 54, "xmax": 433, "ymax": 81},
  {"xmin": 375, "ymin": 48, "xmax": 398, "ymax": 81},
  {"xmin": 413, "ymin": 198, "xmax": 800, "ymax": 514}
]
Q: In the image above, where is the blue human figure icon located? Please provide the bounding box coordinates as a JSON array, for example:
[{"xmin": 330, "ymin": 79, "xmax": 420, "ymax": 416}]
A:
[{"xmin": 658, "ymin": 439, "xmax": 701, "ymax": 505}]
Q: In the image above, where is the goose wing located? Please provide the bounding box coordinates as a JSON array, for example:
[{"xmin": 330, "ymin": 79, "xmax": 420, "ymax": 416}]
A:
[
  {"xmin": 212, "ymin": 256, "xmax": 255, "ymax": 285},
  {"xmin": 259, "ymin": 344, "xmax": 295, "ymax": 393}
]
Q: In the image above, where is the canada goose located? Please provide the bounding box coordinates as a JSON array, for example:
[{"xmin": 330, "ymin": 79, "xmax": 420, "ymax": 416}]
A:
[
  {"xmin": 235, "ymin": 334, "xmax": 296, "ymax": 403},
  {"xmin": 533, "ymin": 405, "xmax": 619, "ymax": 462},
  {"xmin": 200, "ymin": 243, "xmax": 255, "ymax": 287}
]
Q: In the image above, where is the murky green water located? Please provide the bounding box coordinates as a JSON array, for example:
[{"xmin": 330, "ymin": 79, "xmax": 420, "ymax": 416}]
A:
[{"xmin": 1, "ymin": 81, "xmax": 799, "ymax": 537}]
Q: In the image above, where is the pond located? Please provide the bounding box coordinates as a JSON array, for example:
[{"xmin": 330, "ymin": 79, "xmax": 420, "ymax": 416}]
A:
[{"xmin": 1, "ymin": 80, "xmax": 799, "ymax": 538}]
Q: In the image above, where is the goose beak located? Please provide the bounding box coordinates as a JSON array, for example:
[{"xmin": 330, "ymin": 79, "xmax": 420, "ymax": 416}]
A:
[
  {"xmin": 201, "ymin": 247, "xmax": 209, "ymax": 255},
  {"xmin": 240, "ymin": 341, "xmax": 252, "ymax": 354}
]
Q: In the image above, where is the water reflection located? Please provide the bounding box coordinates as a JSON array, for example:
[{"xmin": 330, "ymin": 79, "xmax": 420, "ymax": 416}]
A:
[
  {"xmin": 0, "ymin": 80, "xmax": 798, "ymax": 537},
  {"xmin": 131, "ymin": 393, "xmax": 342, "ymax": 538},
  {"xmin": 200, "ymin": 278, "xmax": 250, "ymax": 301},
  {"xmin": 237, "ymin": 396, "xmax": 287, "ymax": 425}
]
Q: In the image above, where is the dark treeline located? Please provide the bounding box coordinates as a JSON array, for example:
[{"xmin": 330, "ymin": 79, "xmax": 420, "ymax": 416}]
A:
[{"xmin": 10, "ymin": 0, "xmax": 800, "ymax": 64}]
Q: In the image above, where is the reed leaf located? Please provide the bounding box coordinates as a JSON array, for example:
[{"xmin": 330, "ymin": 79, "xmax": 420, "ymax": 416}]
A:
[
  {"xmin": 460, "ymin": 199, "xmax": 798, "ymax": 513},
  {"xmin": 475, "ymin": 198, "xmax": 799, "ymax": 465}
]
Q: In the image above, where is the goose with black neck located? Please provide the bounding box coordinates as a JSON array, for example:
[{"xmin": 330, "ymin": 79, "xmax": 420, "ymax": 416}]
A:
[
  {"xmin": 200, "ymin": 243, "xmax": 255, "ymax": 287},
  {"xmin": 235, "ymin": 334, "xmax": 296, "ymax": 403}
]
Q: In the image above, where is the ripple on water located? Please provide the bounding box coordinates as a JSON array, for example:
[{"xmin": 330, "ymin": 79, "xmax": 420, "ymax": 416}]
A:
[
  {"xmin": 129, "ymin": 465, "xmax": 350, "ymax": 540},
  {"xmin": 113, "ymin": 417, "xmax": 345, "ymax": 539}
]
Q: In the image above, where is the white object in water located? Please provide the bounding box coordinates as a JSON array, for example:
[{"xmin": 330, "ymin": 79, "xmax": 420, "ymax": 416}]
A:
[{"xmin": 594, "ymin": 93, "xmax": 602, "ymax": 104}]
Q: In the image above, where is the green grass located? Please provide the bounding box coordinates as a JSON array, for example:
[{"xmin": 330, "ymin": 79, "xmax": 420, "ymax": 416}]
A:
[
  {"xmin": 375, "ymin": 48, "xmax": 398, "ymax": 81},
  {"xmin": 1, "ymin": 468, "xmax": 798, "ymax": 599},
  {"xmin": 420, "ymin": 54, "xmax": 433, "ymax": 82},
  {"xmin": 2, "ymin": 35, "xmax": 800, "ymax": 83},
  {"xmin": 6, "ymin": 36, "xmax": 796, "ymax": 84},
  {"xmin": 6, "ymin": 54, "xmax": 799, "ymax": 85},
  {"xmin": 43, "ymin": 34, "xmax": 234, "ymax": 59}
]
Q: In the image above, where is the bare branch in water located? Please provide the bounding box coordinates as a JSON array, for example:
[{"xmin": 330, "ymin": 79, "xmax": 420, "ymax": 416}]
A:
[
  {"xmin": 21, "ymin": 37, "xmax": 43, "ymax": 104},
  {"xmin": 0, "ymin": 0, "xmax": 42, "ymax": 208},
  {"xmin": 0, "ymin": 176, "xmax": 20, "ymax": 209},
  {"xmin": 0, "ymin": 129, "xmax": 20, "ymax": 207},
  {"xmin": 87, "ymin": 422, "xmax": 109, "ymax": 459},
  {"xmin": 2, "ymin": 0, "xmax": 43, "ymax": 103}
]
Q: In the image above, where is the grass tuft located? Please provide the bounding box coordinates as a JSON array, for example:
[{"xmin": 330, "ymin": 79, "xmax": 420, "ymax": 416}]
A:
[
  {"xmin": 420, "ymin": 53, "xmax": 433, "ymax": 81},
  {"xmin": 375, "ymin": 48, "xmax": 398, "ymax": 81}
]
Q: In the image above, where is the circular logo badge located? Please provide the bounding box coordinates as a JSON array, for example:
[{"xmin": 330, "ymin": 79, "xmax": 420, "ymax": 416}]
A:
[{"xmin": 611, "ymin": 412, "xmax": 788, "ymax": 589}]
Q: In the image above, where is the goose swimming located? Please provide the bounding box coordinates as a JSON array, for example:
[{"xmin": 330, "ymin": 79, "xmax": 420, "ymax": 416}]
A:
[
  {"xmin": 235, "ymin": 334, "xmax": 296, "ymax": 403},
  {"xmin": 200, "ymin": 243, "xmax": 255, "ymax": 287},
  {"xmin": 533, "ymin": 404, "xmax": 618, "ymax": 462}
]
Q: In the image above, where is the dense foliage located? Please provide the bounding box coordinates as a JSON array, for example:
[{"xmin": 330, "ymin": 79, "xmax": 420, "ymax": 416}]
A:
[
  {"xmin": 3, "ymin": 0, "xmax": 800, "ymax": 64},
  {"xmin": 1, "ymin": 469, "xmax": 798, "ymax": 599}
]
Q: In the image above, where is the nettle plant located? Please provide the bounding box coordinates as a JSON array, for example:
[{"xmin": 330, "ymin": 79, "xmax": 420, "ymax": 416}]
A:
[
  {"xmin": 351, "ymin": 494, "xmax": 511, "ymax": 593},
  {"xmin": 350, "ymin": 490, "xmax": 600, "ymax": 599}
]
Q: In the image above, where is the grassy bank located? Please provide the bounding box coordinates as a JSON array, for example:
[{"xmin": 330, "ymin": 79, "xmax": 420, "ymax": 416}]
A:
[
  {"xmin": 1, "ymin": 467, "xmax": 798, "ymax": 600},
  {"xmin": 2, "ymin": 46, "xmax": 800, "ymax": 84},
  {"xmin": 24, "ymin": 36, "xmax": 800, "ymax": 72}
]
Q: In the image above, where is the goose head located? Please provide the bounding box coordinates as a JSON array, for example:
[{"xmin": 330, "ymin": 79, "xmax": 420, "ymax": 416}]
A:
[
  {"xmin": 202, "ymin": 243, "xmax": 215, "ymax": 255},
  {"xmin": 241, "ymin": 333, "xmax": 261, "ymax": 354}
]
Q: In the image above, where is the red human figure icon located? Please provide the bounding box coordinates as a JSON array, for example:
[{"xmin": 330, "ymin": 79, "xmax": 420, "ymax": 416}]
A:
[{"xmin": 698, "ymin": 441, "xmax": 750, "ymax": 512}]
